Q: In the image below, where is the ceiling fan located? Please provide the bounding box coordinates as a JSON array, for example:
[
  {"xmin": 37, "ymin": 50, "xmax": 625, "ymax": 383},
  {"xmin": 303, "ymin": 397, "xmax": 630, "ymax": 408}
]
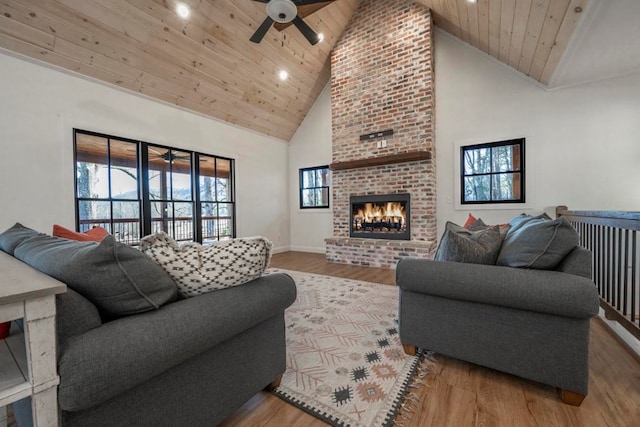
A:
[
  {"xmin": 148, "ymin": 147, "xmax": 190, "ymax": 163},
  {"xmin": 249, "ymin": 0, "xmax": 333, "ymax": 45}
]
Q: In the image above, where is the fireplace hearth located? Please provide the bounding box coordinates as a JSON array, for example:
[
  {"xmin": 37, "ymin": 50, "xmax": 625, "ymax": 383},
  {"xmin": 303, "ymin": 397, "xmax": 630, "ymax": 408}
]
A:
[{"xmin": 350, "ymin": 193, "xmax": 410, "ymax": 240}]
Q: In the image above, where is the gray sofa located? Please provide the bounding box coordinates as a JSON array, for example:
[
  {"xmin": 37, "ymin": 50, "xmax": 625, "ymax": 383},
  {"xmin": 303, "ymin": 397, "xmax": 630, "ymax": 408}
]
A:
[
  {"xmin": 397, "ymin": 215, "xmax": 600, "ymax": 406},
  {"xmin": 1, "ymin": 224, "xmax": 296, "ymax": 426}
]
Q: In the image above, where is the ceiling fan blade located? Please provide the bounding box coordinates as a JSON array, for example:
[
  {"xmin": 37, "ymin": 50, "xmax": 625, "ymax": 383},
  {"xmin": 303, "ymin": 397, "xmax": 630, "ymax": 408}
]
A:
[
  {"xmin": 274, "ymin": 1, "xmax": 333, "ymax": 31},
  {"xmin": 250, "ymin": 16, "xmax": 275, "ymax": 43},
  {"xmin": 292, "ymin": 15, "xmax": 319, "ymax": 45}
]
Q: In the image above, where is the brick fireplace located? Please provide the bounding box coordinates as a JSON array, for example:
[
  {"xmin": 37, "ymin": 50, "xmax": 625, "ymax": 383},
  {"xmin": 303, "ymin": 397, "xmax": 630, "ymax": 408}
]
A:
[{"xmin": 325, "ymin": 0, "xmax": 437, "ymax": 268}]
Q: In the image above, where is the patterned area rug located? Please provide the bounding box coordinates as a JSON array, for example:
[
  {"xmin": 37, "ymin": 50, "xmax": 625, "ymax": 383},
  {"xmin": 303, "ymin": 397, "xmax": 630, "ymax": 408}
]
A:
[{"xmin": 269, "ymin": 269, "xmax": 426, "ymax": 427}]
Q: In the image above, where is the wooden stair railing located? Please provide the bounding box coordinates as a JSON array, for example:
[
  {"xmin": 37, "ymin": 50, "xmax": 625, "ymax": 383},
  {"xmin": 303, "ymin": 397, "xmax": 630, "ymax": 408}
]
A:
[{"xmin": 557, "ymin": 207, "xmax": 640, "ymax": 341}]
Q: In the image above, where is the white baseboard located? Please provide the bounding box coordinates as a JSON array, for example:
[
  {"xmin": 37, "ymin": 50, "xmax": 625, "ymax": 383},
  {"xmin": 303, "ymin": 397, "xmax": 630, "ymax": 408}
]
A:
[
  {"xmin": 272, "ymin": 245, "xmax": 291, "ymax": 254},
  {"xmin": 290, "ymin": 245, "xmax": 326, "ymax": 254}
]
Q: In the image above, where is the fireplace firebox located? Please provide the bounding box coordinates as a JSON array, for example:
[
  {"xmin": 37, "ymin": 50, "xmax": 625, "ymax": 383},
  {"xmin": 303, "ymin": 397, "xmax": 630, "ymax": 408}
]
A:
[{"xmin": 350, "ymin": 193, "xmax": 410, "ymax": 240}]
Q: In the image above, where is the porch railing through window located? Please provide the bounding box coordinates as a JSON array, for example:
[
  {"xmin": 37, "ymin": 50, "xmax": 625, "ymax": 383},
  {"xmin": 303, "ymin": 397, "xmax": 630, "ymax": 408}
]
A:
[
  {"xmin": 558, "ymin": 208, "xmax": 640, "ymax": 340},
  {"xmin": 79, "ymin": 216, "xmax": 233, "ymax": 245}
]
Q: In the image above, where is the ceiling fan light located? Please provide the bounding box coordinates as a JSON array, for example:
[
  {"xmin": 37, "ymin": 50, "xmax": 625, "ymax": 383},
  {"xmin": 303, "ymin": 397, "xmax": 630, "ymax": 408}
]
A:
[
  {"xmin": 267, "ymin": 0, "xmax": 297, "ymax": 24},
  {"xmin": 176, "ymin": 3, "xmax": 190, "ymax": 19}
]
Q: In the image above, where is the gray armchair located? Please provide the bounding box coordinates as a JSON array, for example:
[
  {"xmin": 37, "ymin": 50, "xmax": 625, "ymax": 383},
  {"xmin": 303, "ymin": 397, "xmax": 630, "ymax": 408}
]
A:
[{"xmin": 397, "ymin": 246, "xmax": 599, "ymax": 405}]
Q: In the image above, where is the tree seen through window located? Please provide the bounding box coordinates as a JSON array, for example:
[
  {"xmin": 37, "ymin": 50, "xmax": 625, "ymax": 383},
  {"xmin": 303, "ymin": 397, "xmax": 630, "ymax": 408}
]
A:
[
  {"xmin": 299, "ymin": 166, "xmax": 330, "ymax": 209},
  {"xmin": 461, "ymin": 138, "xmax": 525, "ymax": 204}
]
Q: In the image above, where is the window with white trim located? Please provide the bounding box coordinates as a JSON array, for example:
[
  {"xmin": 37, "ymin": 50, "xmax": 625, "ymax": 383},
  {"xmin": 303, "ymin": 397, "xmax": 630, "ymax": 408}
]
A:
[
  {"xmin": 461, "ymin": 138, "xmax": 525, "ymax": 204},
  {"xmin": 299, "ymin": 166, "xmax": 330, "ymax": 209}
]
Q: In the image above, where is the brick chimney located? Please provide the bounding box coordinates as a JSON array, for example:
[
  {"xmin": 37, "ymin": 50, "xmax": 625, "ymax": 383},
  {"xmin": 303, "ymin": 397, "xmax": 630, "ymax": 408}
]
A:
[{"xmin": 326, "ymin": 0, "xmax": 437, "ymax": 268}]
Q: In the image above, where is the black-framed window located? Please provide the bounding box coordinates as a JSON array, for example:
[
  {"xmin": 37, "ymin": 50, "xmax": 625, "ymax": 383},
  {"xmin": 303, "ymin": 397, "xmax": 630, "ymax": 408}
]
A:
[
  {"xmin": 299, "ymin": 166, "xmax": 330, "ymax": 209},
  {"xmin": 461, "ymin": 138, "xmax": 525, "ymax": 204},
  {"xmin": 74, "ymin": 129, "xmax": 235, "ymax": 245}
]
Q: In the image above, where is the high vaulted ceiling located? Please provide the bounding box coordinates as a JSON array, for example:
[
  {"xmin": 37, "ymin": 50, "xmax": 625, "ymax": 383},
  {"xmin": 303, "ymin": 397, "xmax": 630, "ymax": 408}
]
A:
[
  {"xmin": 0, "ymin": 0, "xmax": 360, "ymax": 141},
  {"xmin": 0, "ymin": 1, "xmax": 635, "ymax": 142}
]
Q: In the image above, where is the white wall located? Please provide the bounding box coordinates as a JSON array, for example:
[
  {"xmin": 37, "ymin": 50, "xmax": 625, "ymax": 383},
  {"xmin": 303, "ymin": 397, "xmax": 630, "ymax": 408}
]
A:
[
  {"xmin": 287, "ymin": 30, "xmax": 640, "ymax": 250},
  {"xmin": 435, "ymin": 30, "xmax": 640, "ymax": 233},
  {"xmin": 0, "ymin": 51, "xmax": 290, "ymax": 251},
  {"xmin": 288, "ymin": 84, "xmax": 333, "ymax": 253}
]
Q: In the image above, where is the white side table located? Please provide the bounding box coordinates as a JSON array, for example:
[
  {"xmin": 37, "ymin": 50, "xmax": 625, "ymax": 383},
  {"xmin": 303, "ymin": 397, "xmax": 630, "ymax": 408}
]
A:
[{"xmin": 0, "ymin": 252, "xmax": 66, "ymax": 427}]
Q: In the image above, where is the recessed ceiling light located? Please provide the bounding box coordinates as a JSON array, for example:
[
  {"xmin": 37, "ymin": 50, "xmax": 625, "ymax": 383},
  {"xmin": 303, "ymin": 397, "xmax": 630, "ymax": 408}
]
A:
[
  {"xmin": 318, "ymin": 33, "xmax": 325, "ymax": 43},
  {"xmin": 176, "ymin": 3, "xmax": 190, "ymax": 19},
  {"xmin": 467, "ymin": 0, "xmax": 477, "ymax": 3},
  {"xmin": 278, "ymin": 70, "xmax": 289, "ymax": 81}
]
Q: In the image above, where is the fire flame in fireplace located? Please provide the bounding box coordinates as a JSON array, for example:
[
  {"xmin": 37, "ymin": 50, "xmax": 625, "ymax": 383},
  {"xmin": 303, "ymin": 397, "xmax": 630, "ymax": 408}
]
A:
[
  {"xmin": 352, "ymin": 202, "xmax": 406, "ymax": 234},
  {"xmin": 355, "ymin": 202, "xmax": 406, "ymax": 222},
  {"xmin": 351, "ymin": 196, "xmax": 409, "ymax": 237}
]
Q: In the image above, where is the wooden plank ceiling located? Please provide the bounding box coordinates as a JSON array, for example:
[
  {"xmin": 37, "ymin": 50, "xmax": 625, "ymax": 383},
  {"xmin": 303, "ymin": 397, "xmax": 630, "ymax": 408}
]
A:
[
  {"xmin": 417, "ymin": 0, "xmax": 588, "ymax": 86},
  {"xmin": 0, "ymin": 0, "xmax": 587, "ymax": 142}
]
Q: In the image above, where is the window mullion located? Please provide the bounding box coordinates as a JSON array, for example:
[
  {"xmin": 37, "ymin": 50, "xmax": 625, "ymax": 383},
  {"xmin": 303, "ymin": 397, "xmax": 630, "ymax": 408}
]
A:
[
  {"xmin": 194, "ymin": 153, "xmax": 202, "ymax": 243},
  {"xmin": 141, "ymin": 143, "xmax": 152, "ymax": 237}
]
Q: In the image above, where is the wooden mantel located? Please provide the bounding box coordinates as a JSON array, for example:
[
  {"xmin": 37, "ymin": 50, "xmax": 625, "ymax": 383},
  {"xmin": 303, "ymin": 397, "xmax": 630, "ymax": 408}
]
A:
[{"xmin": 329, "ymin": 151, "xmax": 431, "ymax": 171}]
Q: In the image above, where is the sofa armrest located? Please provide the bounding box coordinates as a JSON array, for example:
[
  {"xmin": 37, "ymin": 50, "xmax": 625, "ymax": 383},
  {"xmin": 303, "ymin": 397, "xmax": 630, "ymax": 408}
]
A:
[
  {"xmin": 58, "ymin": 272, "xmax": 296, "ymax": 412},
  {"xmin": 396, "ymin": 258, "xmax": 599, "ymax": 319}
]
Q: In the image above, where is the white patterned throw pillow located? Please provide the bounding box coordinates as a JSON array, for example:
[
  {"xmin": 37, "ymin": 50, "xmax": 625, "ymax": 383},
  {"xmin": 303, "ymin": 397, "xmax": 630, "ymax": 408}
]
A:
[{"xmin": 139, "ymin": 232, "xmax": 272, "ymax": 298}]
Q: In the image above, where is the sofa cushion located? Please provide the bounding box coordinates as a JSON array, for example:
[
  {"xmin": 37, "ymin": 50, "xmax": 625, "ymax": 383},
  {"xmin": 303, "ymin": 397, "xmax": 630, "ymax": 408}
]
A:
[
  {"xmin": 497, "ymin": 217, "xmax": 578, "ymax": 269},
  {"xmin": 56, "ymin": 288, "xmax": 102, "ymax": 344},
  {"xmin": 53, "ymin": 224, "xmax": 110, "ymax": 242},
  {"xmin": 140, "ymin": 232, "xmax": 272, "ymax": 297},
  {"xmin": 14, "ymin": 235, "xmax": 178, "ymax": 317},
  {"xmin": 555, "ymin": 246, "xmax": 592, "ymax": 279},
  {"xmin": 0, "ymin": 223, "xmax": 42, "ymax": 255},
  {"xmin": 434, "ymin": 222, "xmax": 504, "ymax": 265}
]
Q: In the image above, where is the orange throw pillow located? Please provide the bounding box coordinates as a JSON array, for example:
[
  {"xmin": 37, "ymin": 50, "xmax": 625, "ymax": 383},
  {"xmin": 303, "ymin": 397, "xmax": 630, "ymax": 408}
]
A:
[
  {"xmin": 463, "ymin": 213, "xmax": 477, "ymax": 228},
  {"xmin": 53, "ymin": 224, "xmax": 110, "ymax": 242}
]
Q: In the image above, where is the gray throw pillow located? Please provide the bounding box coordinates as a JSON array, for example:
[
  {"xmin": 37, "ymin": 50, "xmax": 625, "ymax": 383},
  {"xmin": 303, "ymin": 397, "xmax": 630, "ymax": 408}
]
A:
[
  {"xmin": 14, "ymin": 234, "xmax": 178, "ymax": 318},
  {"xmin": 434, "ymin": 222, "xmax": 504, "ymax": 265},
  {"xmin": 507, "ymin": 213, "xmax": 552, "ymax": 234},
  {"xmin": 0, "ymin": 223, "xmax": 42, "ymax": 255},
  {"xmin": 466, "ymin": 218, "xmax": 488, "ymax": 231},
  {"xmin": 496, "ymin": 217, "xmax": 578, "ymax": 269},
  {"xmin": 508, "ymin": 213, "xmax": 531, "ymax": 229}
]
